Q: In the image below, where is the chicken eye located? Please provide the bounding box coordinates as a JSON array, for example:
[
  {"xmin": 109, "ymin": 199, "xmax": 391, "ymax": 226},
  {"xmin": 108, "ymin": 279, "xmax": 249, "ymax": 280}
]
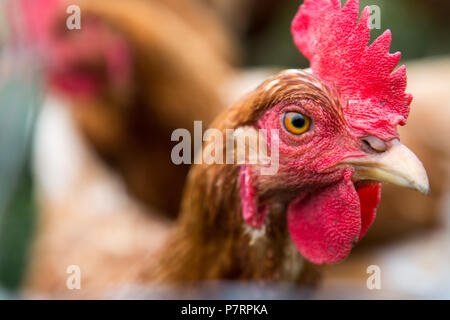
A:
[{"xmin": 283, "ymin": 112, "xmax": 310, "ymax": 135}]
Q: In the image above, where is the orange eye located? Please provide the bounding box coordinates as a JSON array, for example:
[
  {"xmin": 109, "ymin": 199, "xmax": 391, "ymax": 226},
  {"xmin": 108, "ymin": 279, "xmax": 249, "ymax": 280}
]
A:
[{"xmin": 283, "ymin": 112, "xmax": 311, "ymax": 135}]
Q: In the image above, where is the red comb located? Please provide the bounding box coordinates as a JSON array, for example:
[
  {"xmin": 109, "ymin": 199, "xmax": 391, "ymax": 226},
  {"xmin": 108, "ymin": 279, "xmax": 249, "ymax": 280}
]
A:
[{"xmin": 292, "ymin": 0, "xmax": 412, "ymax": 140}]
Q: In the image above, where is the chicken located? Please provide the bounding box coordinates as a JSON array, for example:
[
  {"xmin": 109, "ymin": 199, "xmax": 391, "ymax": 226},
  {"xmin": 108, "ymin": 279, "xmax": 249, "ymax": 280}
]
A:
[
  {"xmin": 20, "ymin": 0, "xmax": 236, "ymax": 217},
  {"xmin": 20, "ymin": 0, "xmax": 235, "ymax": 295},
  {"xmin": 26, "ymin": 0, "xmax": 431, "ymax": 297},
  {"xmin": 141, "ymin": 0, "xmax": 429, "ymax": 283}
]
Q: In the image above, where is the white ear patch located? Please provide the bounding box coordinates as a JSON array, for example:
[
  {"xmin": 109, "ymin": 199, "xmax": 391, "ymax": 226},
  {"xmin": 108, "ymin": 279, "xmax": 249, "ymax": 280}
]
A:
[
  {"xmin": 282, "ymin": 240, "xmax": 304, "ymax": 281},
  {"xmin": 244, "ymin": 223, "xmax": 267, "ymax": 246}
]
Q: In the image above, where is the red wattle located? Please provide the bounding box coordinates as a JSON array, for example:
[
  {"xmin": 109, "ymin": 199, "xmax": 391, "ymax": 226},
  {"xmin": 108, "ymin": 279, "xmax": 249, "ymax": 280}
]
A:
[
  {"xmin": 239, "ymin": 166, "xmax": 267, "ymax": 228},
  {"xmin": 287, "ymin": 176, "xmax": 380, "ymax": 264},
  {"xmin": 357, "ymin": 182, "xmax": 381, "ymax": 240}
]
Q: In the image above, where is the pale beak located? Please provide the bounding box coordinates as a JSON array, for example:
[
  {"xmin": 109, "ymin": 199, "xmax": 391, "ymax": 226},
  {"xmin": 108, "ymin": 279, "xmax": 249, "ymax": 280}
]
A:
[{"xmin": 340, "ymin": 139, "xmax": 430, "ymax": 195}]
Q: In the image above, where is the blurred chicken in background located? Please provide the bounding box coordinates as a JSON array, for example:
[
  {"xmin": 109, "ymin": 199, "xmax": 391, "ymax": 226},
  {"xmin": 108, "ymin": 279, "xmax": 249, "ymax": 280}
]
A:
[
  {"xmin": 2, "ymin": 0, "xmax": 447, "ymax": 298},
  {"xmin": 22, "ymin": 0, "xmax": 238, "ymax": 295},
  {"xmin": 27, "ymin": 0, "xmax": 237, "ymax": 217}
]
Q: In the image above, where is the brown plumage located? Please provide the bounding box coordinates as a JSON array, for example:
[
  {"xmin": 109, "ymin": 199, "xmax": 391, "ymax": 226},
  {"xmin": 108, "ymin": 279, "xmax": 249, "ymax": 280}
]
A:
[
  {"xmin": 53, "ymin": 0, "xmax": 236, "ymax": 217},
  {"xmin": 25, "ymin": 0, "xmax": 237, "ymax": 296},
  {"xmin": 142, "ymin": 72, "xmax": 341, "ymax": 285},
  {"xmin": 27, "ymin": 71, "xmax": 327, "ymax": 297}
]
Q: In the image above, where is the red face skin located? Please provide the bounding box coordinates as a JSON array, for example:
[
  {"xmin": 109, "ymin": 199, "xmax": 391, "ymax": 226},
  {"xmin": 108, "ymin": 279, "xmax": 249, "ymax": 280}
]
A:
[
  {"xmin": 241, "ymin": 98, "xmax": 381, "ymax": 264},
  {"xmin": 47, "ymin": 16, "xmax": 132, "ymax": 98},
  {"xmin": 240, "ymin": 0, "xmax": 413, "ymax": 265},
  {"xmin": 19, "ymin": 0, "xmax": 132, "ymax": 98}
]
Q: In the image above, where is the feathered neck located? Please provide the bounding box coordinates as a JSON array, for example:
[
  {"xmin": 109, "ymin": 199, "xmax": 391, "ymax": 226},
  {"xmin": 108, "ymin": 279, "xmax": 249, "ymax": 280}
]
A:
[
  {"xmin": 144, "ymin": 72, "xmax": 328, "ymax": 286},
  {"xmin": 150, "ymin": 156, "xmax": 319, "ymax": 287}
]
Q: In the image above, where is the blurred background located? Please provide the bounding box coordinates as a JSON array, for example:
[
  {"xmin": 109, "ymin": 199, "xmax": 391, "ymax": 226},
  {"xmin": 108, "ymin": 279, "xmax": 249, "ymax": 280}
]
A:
[{"xmin": 0, "ymin": 0, "xmax": 449, "ymax": 299}]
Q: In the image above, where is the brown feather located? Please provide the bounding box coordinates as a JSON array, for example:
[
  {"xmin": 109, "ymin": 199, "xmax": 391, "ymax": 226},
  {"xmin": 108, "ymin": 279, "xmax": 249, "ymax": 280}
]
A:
[{"xmin": 144, "ymin": 71, "xmax": 336, "ymax": 286}]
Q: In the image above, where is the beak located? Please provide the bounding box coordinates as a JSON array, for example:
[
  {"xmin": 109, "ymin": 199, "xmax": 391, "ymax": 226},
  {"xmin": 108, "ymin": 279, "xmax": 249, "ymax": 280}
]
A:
[{"xmin": 340, "ymin": 139, "xmax": 430, "ymax": 195}]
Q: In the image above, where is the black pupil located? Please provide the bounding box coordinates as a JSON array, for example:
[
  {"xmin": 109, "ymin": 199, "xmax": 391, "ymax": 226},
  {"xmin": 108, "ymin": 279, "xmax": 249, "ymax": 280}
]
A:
[{"xmin": 291, "ymin": 114, "xmax": 305, "ymax": 128}]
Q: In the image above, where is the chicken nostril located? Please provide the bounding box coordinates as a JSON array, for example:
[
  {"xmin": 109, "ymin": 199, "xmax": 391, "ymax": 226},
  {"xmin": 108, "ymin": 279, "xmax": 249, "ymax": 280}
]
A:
[{"xmin": 360, "ymin": 136, "xmax": 388, "ymax": 153}]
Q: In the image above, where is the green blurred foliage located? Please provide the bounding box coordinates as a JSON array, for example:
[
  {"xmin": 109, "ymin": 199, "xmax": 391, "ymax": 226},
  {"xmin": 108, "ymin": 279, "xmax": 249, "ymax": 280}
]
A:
[
  {"xmin": 0, "ymin": 79, "xmax": 40, "ymax": 292},
  {"xmin": 0, "ymin": 0, "xmax": 42, "ymax": 293},
  {"xmin": 0, "ymin": 168, "xmax": 35, "ymax": 291}
]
